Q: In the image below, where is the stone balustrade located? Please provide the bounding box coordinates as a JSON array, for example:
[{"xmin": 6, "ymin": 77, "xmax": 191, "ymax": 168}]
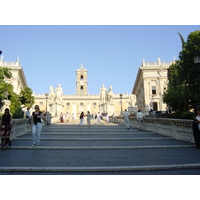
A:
[
  {"xmin": 110, "ymin": 116, "xmax": 194, "ymax": 143},
  {"xmin": 0, "ymin": 119, "xmax": 32, "ymax": 145}
]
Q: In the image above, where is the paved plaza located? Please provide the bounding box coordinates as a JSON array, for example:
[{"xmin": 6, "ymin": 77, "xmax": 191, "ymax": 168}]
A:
[{"xmin": 1, "ymin": 119, "xmax": 200, "ymax": 175}]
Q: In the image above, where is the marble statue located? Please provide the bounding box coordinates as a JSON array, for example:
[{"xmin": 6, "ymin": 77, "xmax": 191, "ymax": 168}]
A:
[
  {"xmin": 49, "ymin": 86, "xmax": 55, "ymax": 103},
  {"xmin": 129, "ymin": 94, "xmax": 136, "ymax": 106},
  {"xmin": 100, "ymin": 84, "xmax": 107, "ymax": 104},
  {"xmin": 55, "ymin": 84, "xmax": 63, "ymax": 103},
  {"xmin": 106, "ymin": 85, "xmax": 113, "ymax": 103}
]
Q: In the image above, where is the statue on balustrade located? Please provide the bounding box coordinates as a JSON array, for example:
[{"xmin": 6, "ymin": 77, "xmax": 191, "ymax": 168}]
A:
[
  {"xmin": 129, "ymin": 94, "xmax": 136, "ymax": 106},
  {"xmin": 100, "ymin": 84, "xmax": 107, "ymax": 104},
  {"xmin": 49, "ymin": 86, "xmax": 55, "ymax": 103},
  {"xmin": 54, "ymin": 84, "xmax": 63, "ymax": 104},
  {"xmin": 106, "ymin": 85, "xmax": 113, "ymax": 103}
]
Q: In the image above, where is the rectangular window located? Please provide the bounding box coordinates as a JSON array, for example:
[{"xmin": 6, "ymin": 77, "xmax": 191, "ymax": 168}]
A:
[
  {"xmin": 66, "ymin": 103, "xmax": 70, "ymax": 106},
  {"xmin": 93, "ymin": 102, "xmax": 97, "ymax": 106},
  {"xmin": 80, "ymin": 103, "xmax": 84, "ymax": 106},
  {"xmin": 152, "ymin": 86, "xmax": 156, "ymax": 94},
  {"xmin": 39, "ymin": 102, "xmax": 43, "ymax": 105}
]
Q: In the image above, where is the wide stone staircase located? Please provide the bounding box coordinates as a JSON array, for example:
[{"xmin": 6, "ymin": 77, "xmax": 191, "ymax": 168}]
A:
[{"xmin": 1, "ymin": 119, "xmax": 200, "ymax": 175}]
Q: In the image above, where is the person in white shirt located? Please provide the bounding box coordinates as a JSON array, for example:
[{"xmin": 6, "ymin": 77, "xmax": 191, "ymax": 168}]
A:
[
  {"xmin": 196, "ymin": 109, "xmax": 200, "ymax": 131},
  {"xmin": 72, "ymin": 113, "xmax": 75, "ymax": 123},
  {"xmin": 65, "ymin": 112, "xmax": 69, "ymax": 123},
  {"xmin": 25, "ymin": 107, "xmax": 31, "ymax": 119},
  {"xmin": 123, "ymin": 109, "xmax": 130, "ymax": 130},
  {"xmin": 97, "ymin": 112, "xmax": 101, "ymax": 124},
  {"xmin": 137, "ymin": 110, "xmax": 145, "ymax": 131},
  {"xmin": 25, "ymin": 107, "xmax": 31, "ymax": 124},
  {"xmin": 106, "ymin": 113, "xmax": 109, "ymax": 123}
]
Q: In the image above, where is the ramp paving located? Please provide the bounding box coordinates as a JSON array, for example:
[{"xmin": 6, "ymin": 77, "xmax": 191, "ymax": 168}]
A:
[{"xmin": 0, "ymin": 119, "xmax": 200, "ymax": 175}]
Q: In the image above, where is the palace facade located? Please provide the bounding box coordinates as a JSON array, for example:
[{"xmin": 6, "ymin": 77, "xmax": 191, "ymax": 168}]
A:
[
  {"xmin": 34, "ymin": 64, "xmax": 134, "ymax": 119},
  {"xmin": 1, "ymin": 56, "xmax": 175, "ymax": 117},
  {"xmin": 132, "ymin": 58, "xmax": 175, "ymax": 115}
]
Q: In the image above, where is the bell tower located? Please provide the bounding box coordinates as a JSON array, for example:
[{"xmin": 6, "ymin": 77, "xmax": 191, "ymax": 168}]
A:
[{"xmin": 76, "ymin": 63, "xmax": 88, "ymax": 95}]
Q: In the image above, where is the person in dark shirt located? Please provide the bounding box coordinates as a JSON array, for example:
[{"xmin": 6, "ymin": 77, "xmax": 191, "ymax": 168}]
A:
[
  {"xmin": 1, "ymin": 108, "xmax": 12, "ymax": 150},
  {"xmin": 31, "ymin": 105, "xmax": 44, "ymax": 146}
]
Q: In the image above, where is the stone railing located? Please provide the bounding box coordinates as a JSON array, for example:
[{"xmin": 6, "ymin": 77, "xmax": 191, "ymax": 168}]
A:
[
  {"xmin": 110, "ymin": 116, "xmax": 194, "ymax": 143},
  {"xmin": 0, "ymin": 119, "xmax": 32, "ymax": 144},
  {"xmin": 142, "ymin": 61, "xmax": 174, "ymax": 66}
]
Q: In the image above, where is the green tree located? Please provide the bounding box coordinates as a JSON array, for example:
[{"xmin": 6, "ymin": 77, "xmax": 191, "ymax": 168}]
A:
[
  {"xmin": 20, "ymin": 86, "xmax": 35, "ymax": 107},
  {"xmin": 0, "ymin": 67, "xmax": 12, "ymax": 110},
  {"xmin": 163, "ymin": 30, "xmax": 200, "ymax": 117},
  {"xmin": 0, "ymin": 67, "xmax": 35, "ymax": 118}
]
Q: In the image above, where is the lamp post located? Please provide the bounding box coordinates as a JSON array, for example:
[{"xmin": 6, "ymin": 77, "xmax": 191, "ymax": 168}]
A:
[
  {"xmin": 45, "ymin": 93, "xmax": 48, "ymax": 113},
  {"xmin": 120, "ymin": 93, "xmax": 123, "ymax": 112},
  {"xmin": 194, "ymin": 51, "xmax": 200, "ymax": 81}
]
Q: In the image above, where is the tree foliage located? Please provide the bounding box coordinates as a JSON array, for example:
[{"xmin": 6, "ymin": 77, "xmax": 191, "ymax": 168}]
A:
[
  {"xmin": 20, "ymin": 86, "xmax": 35, "ymax": 107},
  {"xmin": 163, "ymin": 30, "xmax": 200, "ymax": 117},
  {"xmin": 0, "ymin": 67, "xmax": 35, "ymax": 118}
]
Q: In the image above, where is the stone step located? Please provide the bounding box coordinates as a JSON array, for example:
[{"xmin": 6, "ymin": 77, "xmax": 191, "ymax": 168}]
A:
[
  {"xmin": 8, "ymin": 144, "xmax": 194, "ymax": 150},
  {"xmin": 15, "ymin": 137, "xmax": 172, "ymax": 141},
  {"xmin": 1, "ymin": 163, "xmax": 200, "ymax": 173}
]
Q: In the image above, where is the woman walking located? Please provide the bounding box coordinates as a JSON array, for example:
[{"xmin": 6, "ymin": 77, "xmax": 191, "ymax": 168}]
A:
[
  {"xmin": 72, "ymin": 113, "xmax": 75, "ymax": 123},
  {"xmin": 97, "ymin": 112, "xmax": 101, "ymax": 124},
  {"xmin": 79, "ymin": 112, "xmax": 85, "ymax": 126},
  {"xmin": 86, "ymin": 111, "xmax": 92, "ymax": 127},
  {"xmin": 31, "ymin": 105, "xmax": 45, "ymax": 146},
  {"xmin": 1, "ymin": 108, "xmax": 12, "ymax": 150},
  {"xmin": 60, "ymin": 112, "xmax": 64, "ymax": 123}
]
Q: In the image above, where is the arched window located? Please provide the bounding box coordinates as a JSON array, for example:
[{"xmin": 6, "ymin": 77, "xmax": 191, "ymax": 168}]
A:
[
  {"xmin": 80, "ymin": 86, "xmax": 84, "ymax": 92},
  {"xmin": 80, "ymin": 75, "xmax": 84, "ymax": 80}
]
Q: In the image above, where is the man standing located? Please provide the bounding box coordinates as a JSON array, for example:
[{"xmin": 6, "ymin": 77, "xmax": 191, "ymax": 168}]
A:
[
  {"xmin": 25, "ymin": 107, "xmax": 31, "ymax": 124},
  {"xmin": 123, "ymin": 109, "xmax": 130, "ymax": 130},
  {"xmin": 137, "ymin": 110, "xmax": 145, "ymax": 131}
]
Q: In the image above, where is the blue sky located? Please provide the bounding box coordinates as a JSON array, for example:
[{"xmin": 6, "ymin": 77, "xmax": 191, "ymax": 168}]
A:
[{"xmin": 0, "ymin": 25, "xmax": 199, "ymax": 95}]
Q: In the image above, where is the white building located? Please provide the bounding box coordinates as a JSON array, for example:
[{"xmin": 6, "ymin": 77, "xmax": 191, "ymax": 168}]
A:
[
  {"xmin": 132, "ymin": 58, "xmax": 175, "ymax": 115},
  {"xmin": 33, "ymin": 63, "xmax": 136, "ymax": 118},
  {"xmin": 0, "ymin": 57, "xmax": 28, "ymax": 94},
  {"xmin": 1, "ymin": 56, "xmax": 136, "ymax": 117}
]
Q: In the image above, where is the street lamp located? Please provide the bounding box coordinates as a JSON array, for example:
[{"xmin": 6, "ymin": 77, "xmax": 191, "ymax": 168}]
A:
[
  {"xmin": 194, "ymin": 50, "xmax": 200, "ymax": 85},
  {"xmin": 120, "ymin": 93, "xmax": 123, "ymax": 112},
  {"xmin": 45, "ymin": 93, "xmax": 48, "ymax": 113}
]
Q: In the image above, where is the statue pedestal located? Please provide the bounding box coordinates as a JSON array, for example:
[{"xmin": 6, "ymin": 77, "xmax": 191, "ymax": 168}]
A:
[
  {"xmin": 1, "ymin": 99, "xmax": 11, "ymax": 112},
  {"xmin": 128, "ymin": 106, "xmax": 138, "ymax": 115},
  {"xmin": 49, "ymin": 102, "xmax": 64, "ymax": 117},
  {"xmin": 100, "ymin": 102, "xmax": 115, "ymax": 115}
]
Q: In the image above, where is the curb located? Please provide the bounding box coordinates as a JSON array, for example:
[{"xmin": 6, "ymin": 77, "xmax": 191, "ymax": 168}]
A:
[{"xmin": 1, "ymin": 163, "xmax": 200, "ymax": 172}]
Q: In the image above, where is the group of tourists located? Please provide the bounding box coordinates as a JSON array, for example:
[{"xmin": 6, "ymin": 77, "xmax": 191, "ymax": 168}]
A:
[
  {"xmin": 3, "ymin": 105, "xmax": 200, "ymax": 150},
  {"xmin": 0, "ymin": 105, "xmax": 45, "ymax": 149},
  {"xmin": 26, "ymin": 107, "xmax": 52, "ymax": 125},
  {"xmin": 78, "ymin": 111, "xmax": 111, "ymax": 126},
  {"xmin": 60, "ymin": 112, "xmax": 74, "ymax": 123},
  {"xmin": 79, "ymin": 111, "xmax": 92, "ymax": 127}
]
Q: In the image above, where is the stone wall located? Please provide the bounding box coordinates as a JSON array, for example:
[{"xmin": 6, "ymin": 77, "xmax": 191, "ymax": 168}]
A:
[
  {"xmin": 0, "ymin": 119, "xmax": 32, "ymax": 144},
  {"xmin": 111, "ymin": 116, "xmax": 194, "ymax": 143}
]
